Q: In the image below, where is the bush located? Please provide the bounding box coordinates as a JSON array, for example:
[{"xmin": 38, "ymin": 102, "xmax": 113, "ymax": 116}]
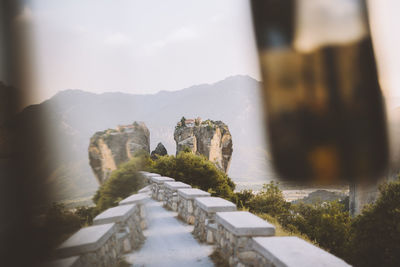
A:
[
  {"xmin": 151, "ymin": 151, "xmax": 236, "ymax": 200},
  {"xmin": 235, "ymin": 189, "xmax": 254, "ymax": 209},
  {"xmin": 349, "ymin": 179, "xmax": 400, "ymax": 267},
  {"xmin": 247, "ymin": 182, "xmax": 290, "ymax": 217},
  {"xmin": 93, "ymin": 154, "xmax": 149, "ymax": 212},
  {"xmin": 240, "ymin": 182, "xmax": 351, "ymax": 259},
  {"xmin": 33, "ymin": 203, "xmax": 82, "ymax": 258},
  {"xmin": 75, "ymin": 206, "xmax": 97, "ymax": 226},
  {"xmin": 281, "ymin": 201, "xmax": 351, "ymax": 258}
]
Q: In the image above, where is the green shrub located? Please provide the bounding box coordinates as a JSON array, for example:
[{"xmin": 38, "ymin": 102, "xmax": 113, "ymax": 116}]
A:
[
  {"xmin": 247, "ymin": 181, "xmax": 290, "ymax": 217},
  {"xmin": 349, "ymin": 179, "xmax": 400, "ymax": 267},
  {"xmin": 151, "ymin": 151, "xmax": 235, "ymax": 200},
  {"xmin": 235, "ymin": 189, "xmax": 254, "ymax": 209},
  {"xmin": 241, "ymin": 182, "xmax": 351, "ymax": 259},
  {"xmin": 93, "ymin": 154, "xmax": 149, "ymax": 212},
  {"xmin": 281, "ymin": 201, "xmax": 351, "ymax": 258},
  {"xmin": 74, "ymin": 206, "xmax": 97, "ymax": 226}
]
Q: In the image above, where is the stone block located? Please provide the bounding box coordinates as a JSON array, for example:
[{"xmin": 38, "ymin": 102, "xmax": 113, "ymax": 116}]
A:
[
  {"xmin": 163, "ymin": 181, "xmax": 191, "ymax": 190},
  {"xmin": 56, "ymin": 223, "xmax": 116, "ymax": 257},
  {"xmin": 93, "ymin": 204, "xmax": 137, "ymax": 225},
  {"xmin": 138, "ymin": 185, "xmax": 152, "ymax": 194},
  {"xmin": 195, "ymin": 197, "xmax": 237, "ymax": 213},
  {"xmin": 119, "ymin": 193, "xmax": 150, "ymax": 206},
  {"xmin": 177, "ymin": 188, "xmax": 210, "ymax": 200},
  {"xmin": 151, "ymin": 176, "xmax": 175, "ymax": 184},
  {"xmin": 216, "ymin": 211, "xmax": 275, "ymax": 237},
  {"xmin": 252, "ymin": 236, "xmax": 352, "ymax": 267}
]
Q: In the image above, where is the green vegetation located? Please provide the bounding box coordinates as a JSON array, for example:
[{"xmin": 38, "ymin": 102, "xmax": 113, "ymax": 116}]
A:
[
  {"xmin": 150, "ymin": 151, "xmax": 236, "ymax": 200},
  {"xmin": 349, "ymin": 180, "xmax": 400, "ymax": 267},
  {"xmin": 41, "ymin": 141, "xmax": 400, "ymax": 266},
  {"xmin": 235, "ymin": 179, "xmax": 400, "ymax": 266},
  {"xmin": 93, "ymin": 151, "xmax": 150, "ymax": 212},
  {"xmin": 34, "ymin": 203, "xmax": 88, "ymax": 259},
  {"xmin": 246, "ymin": 182, "xmax": 291, "ymax": 217}
]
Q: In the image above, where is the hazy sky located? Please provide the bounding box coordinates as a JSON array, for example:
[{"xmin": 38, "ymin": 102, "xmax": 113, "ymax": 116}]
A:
[
  {"xmin": 6, "ymin": 0, "xmax": 400, "ymax": 105},
  {"xmin": 16, "ymin": 0, "xmax": 260, "ymax": 105}
]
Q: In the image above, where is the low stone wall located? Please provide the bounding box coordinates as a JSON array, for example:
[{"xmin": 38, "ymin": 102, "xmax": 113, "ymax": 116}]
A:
[
  {"xmin": 215, "ymin": 211, "xmax": 275, "ymax": 266},
  {"xmin": 49, "ymin": 171, "xmax": 351, "ymax": 266},
  {"xmin": 55, "ymin": 223, "xmax": 119, "ymax": 267},
  {"xmin": 150, "ymin": 176, "xmax": 175, "ymax": 200},
  {"xmin": 177, "ymin": 188, "xmax": 210, "ymax": 224},
  {"xmin": 47, "ymin": 191, "xmax": 151, "ymax": 266},
  {"xmin": 163, "ymin": 181, "xmax": 191, "ymax": 211},
  {"xmin": 139, "ymin": 171, "xmax": 160, "ymax": 185},
  {"xmin": 193, "ymin": 197, "xmax": 237, "ymax": 243},
  {"xmin": 250, "ymin": 236, "xmax": 351, "ymax": 267},
  {"xmin": 119, "ymin": 193, "xmax": 150, "ymax": 230},
  {"xmin": 93, "ymin": 204, "xmax": 145, "ymax": 252}
]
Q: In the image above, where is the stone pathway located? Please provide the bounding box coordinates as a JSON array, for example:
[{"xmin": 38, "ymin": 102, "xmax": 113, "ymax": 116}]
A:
[{"xmin": 124, "ymin": 199, "xmax": 215, "ymax": 267}]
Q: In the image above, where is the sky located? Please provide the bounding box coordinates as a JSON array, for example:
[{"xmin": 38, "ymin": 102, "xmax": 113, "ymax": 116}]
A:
[
  {"xmin": 15, "ymin": 0, "xmax": 261, "ymax": 105},
  {"xmin": 2, "ymin": 0, "xmax": 400, "ymax": 106}
]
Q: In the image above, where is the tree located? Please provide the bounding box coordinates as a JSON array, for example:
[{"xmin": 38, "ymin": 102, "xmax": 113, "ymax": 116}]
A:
[
  {"xmin": 180, "ymin": 116, "xmax": 186, "ymax": 127},
  {"xmin": 151, "ymin": 151, "xmax": 235, "ymax": 200},
  {"xmin": 235, "ymin": 189, "xmax": 254, "ymax": 209},
  {"xmin": 349, "ymin": 179, "xmax": 400, "ymax": 267},
  {"xmin": 282, "ymin": 201, "xmax": 351, "ymax": 258},
  {"xmin": 93, "ymin": 153, "xmax": 150, "ymax": 212},
  {"xmin": 247, "ymin": 181, "xmax": 290, "ymax": 217}
]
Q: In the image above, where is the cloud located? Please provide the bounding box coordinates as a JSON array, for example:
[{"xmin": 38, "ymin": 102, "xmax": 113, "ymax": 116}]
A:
[
  {"xmin": 151, "ymin": 27, "xmax": 198, "ymax": 48},
  {"xmin": 104, "ymin": 32, "xmax": 132, "ymax": 46}
]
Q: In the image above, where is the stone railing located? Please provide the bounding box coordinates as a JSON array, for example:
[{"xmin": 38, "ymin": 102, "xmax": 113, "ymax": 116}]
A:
[
  {"xmin": 53, "ymin": 223, "xmax": 119, "ymax": 267},
  {"xmin": 92, "ymin": 204, "xmax": 145, "ymax": 252},
  {"xmin": 193, "ymin": 196, "xmax": 237, "ymax": 243},
  {"xmin": 215, "ymin": 211, "xmax": 275, "ymax": 266},
  {"xmin": 163, "ymin": 181, "xmax": 191, "ymax": 211},
  {"xmin": 119, "ymin": 193, "xmax": 150, "ymax": 230},
  {"xmin": 177, "ymin": 188, "xmax": 210, "ymax": 224},
  {"xmin": 150, "ymin": 176, "xmax": 175, "ymax": 200},
  {"xmin": 44, "ymin": 172, "xmax": 157, "ymax": 267},
  {"xmin": 46, "ymin": 171, "xmax": 351, "ymax": 266},
  {"xmin": 144, "ymin": 171, "xmax": 352, "ymax": 267}
]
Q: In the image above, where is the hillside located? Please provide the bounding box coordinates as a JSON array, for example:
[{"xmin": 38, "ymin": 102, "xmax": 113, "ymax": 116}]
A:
[{"xmin": 7, "ymin": 75, "xmax": 275, "ymax": 202}]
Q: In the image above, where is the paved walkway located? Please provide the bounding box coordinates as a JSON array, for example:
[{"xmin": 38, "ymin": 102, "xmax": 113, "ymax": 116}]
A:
[{"xmin": 124, "ymin": 199, "xmax": 215, "ymax": 267}]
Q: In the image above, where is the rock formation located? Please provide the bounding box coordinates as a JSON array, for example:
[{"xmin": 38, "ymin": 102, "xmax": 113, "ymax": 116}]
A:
[
  {"xmin": 174, "ymin": 118, "xmax": 233, "ymax": 173},
  {"xmin": 151, "ymin": 142, "xmax": 168, "ymax": 160},
  {"xmin": 89, "ymin": 122, "xmax": 150, "ymax": 184}
]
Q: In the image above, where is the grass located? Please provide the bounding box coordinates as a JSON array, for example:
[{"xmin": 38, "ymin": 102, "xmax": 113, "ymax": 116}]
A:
[{"xmin": 256, "ymin": 213, "xmax": 318, "ymax": 246}]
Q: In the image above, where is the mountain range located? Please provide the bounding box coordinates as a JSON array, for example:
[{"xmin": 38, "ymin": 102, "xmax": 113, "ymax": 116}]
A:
[{"xmin": 6, "ymin": 75, "xmax": 276, "ymax": 202}]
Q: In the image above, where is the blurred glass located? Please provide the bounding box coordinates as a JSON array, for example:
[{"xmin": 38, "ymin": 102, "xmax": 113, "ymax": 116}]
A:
[{"xmin": 251, "ymin": 0, "xmax": 388, "ymax": 183}]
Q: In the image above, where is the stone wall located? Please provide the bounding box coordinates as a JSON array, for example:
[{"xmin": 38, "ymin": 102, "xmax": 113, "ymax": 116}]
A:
[
  {"xmin": 143, "ymin": 171, "xmax": 351, "ymax": 267},
  {"xmin": 163, "ymin": 181, "xmax": 191, "ymax": 211},
  {"xmin": 45, "ymin": 171, "xmax": 157, "ymax": 267},
  {"xmin": 53, "ymin": 223, "xmax": 119, "ymax": 267},
  {"xmin": 192, "ymin": 197, "xmax": 237, "ymax": 243},
  {"xmin": 46, "ymin": 171, "xmax": 352, "ymax": 266},
  {"xmin": 93, "ymin": 204, "xmax": 145, "ymax": 252},
  {"xmin": 177, "ymin": 188, "xmax": 210, "ymax": 224}
]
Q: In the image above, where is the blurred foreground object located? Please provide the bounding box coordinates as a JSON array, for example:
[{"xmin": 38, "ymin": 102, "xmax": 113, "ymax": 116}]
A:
[{"xmin": 251, "ymin": 0, "xmax": 388, "ymax": 183}]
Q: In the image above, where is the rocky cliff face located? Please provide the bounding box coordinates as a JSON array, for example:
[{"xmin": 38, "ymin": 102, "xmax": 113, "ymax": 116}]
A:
[
  {"xmin": 174, "ymin": 119, "xmax": 233, "ymax": 173},
  {"xmin": 89, "ymin": 122, "xmax": 150, "ymax": 184}
]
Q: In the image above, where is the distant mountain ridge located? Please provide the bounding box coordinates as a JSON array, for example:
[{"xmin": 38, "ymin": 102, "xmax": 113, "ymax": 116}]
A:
[{"xmin": 11, "ymin": 75, "xmax": 275, "ymax": 201}]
